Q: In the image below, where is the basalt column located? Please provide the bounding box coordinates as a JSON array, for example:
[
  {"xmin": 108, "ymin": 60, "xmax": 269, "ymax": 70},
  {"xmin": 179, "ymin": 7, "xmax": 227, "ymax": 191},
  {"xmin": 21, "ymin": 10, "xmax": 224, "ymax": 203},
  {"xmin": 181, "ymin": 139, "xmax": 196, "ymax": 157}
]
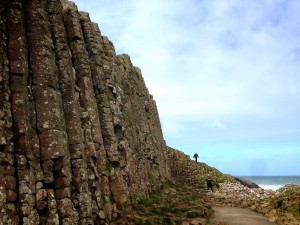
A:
[
  {"xmin": 63, "ymin": 2, "xmax": 116, "ymax": 222},
  {"xmin": 7, "ymin": 1, "xmax": 40, "ymax": 224},
  {"xmin": 0, "ymin": 1, "xmax": 17, "ymax": 223},
  {"xmin": 79, "ymin": 18, "xmax": 121, "ymax": 212},
  {"xmin": 115, "ymin": 54, "xmax": 170, "ymax": 193},
  {"xmin": 0, "ymin": 0, "xmax": 172, "ymax": 224},
  {"xmin": 26, "ymin": 1, "xmax": 75, "ymax": 224},
  {"xmin": 79, "ymin": 10, "xmax": 171, "ymax": 203},
  {"xmin": 79, "ymin": 11, "xmax": 130, "ymax": 207}
]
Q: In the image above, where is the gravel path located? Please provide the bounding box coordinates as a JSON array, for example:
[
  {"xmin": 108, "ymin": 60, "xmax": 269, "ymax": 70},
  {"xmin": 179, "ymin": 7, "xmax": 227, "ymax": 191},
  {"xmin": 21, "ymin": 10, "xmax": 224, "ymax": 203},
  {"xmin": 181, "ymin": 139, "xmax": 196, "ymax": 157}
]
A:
[{"xmin": 213, "ymin": 207, "xmax": 277, "ymax": 225}]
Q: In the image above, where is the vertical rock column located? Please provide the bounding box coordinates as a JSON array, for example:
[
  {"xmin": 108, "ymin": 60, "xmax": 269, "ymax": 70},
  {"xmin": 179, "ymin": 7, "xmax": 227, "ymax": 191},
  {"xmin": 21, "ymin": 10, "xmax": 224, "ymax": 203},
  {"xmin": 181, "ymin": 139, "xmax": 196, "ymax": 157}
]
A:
[
  {"xmin": 48, "ymin": 0, "xmax": 80, "ymax": 223},
  {"xmin": 77, "ymin": 12, "xmax": 117, "ymax": 221},
  {"xmin": 80, "ymin": 16, "xmax": 119, "ymax": 164},
  {"xmin": 7, "ymin": 1, "xmax": 38, "ymax": 223},
  {"xmin": 0, "ymin": 1, "xmax": 15, "ymax": 223},
  {"xmin": 118, "ymin": 56, "xmax": 153, "ymax": 192},
  {"xmin": 25, "ymin": 0, "xmax": 70, "ymax": 223},
  {"xmin": 63, "ymin": 3, "xmax": 112, "ymax": 223},
  {"xmin": 79, "ymin": 12, "xmax": 129, "ymax": 210},
  {"xmin": 146, "ymin": 95, "xmax": 170, "ymax": 183},
  {"xmin": 114, "ymin": 55, "xmax": 152, "ymax": 200},
  {"xmin": 116, "ymin": 55, "xmax": 168, "ymax": 192}
]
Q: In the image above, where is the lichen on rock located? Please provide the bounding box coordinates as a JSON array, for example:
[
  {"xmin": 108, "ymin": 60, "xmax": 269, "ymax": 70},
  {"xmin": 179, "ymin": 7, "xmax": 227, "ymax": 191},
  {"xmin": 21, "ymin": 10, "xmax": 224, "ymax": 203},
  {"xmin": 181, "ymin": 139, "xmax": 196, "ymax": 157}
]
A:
[{"xmin": 0, "ymin": 0, "xmax": 171, "ymax": 223}]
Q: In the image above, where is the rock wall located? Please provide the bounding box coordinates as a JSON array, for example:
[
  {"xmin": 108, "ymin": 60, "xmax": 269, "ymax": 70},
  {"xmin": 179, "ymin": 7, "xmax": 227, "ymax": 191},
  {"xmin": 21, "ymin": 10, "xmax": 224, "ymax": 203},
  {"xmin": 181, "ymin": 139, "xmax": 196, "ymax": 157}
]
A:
[
  {"xmin": 0, "ymin": 0, "xmax": 170, "ymax": 224},
  {"xmin": 167, "ymin": 147, "xmax": 206, "ymax": 190}
]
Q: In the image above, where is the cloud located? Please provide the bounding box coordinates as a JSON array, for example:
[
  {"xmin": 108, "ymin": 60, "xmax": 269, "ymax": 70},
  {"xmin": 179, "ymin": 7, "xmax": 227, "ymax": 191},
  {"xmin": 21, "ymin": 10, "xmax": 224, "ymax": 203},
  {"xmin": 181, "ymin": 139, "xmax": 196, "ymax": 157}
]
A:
[
  {"xmin": 161, "ymin": 118, "xmax": 182, "ymax": 136},
  {"xmin": 73, "ymin": 0, "xmax": 300, "ymax": 175},
  {"xmin": 211, "ymin": 120, "xmax": 226, "ymax": 129},
  {"xmin": 73, "ymin": 0, "xmax": 300, "ymax": 126}
]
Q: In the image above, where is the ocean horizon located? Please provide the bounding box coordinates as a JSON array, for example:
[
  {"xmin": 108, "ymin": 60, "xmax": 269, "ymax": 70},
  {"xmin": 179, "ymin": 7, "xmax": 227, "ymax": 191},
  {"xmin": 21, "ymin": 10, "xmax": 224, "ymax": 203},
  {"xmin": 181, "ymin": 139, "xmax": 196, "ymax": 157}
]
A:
[{"xmin": 237, "ymin": 176, "xmax": 300, "ymax": 191}]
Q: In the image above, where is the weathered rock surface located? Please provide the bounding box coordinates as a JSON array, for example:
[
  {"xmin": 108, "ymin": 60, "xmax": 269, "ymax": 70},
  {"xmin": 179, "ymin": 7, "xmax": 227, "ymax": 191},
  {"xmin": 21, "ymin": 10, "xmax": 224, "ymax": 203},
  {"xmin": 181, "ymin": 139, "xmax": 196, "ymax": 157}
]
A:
[{"xmin": 0, "ymin": 0, "xmax": 171, "ymax": 223}]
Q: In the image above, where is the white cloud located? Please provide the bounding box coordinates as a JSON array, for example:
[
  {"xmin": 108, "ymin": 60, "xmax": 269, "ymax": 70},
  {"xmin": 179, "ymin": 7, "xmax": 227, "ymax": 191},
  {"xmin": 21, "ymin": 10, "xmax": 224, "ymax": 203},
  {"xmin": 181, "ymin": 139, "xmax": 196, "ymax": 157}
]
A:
[
  {"xmin": 211, "ymin": 120, "xmax": 226, "ymax": 129},
  {"xmin": 161, "ymin": 118, "xmax": 182, "ymax": 136},
  {"xmin": 73, "ymin": 0, "xmax": 300, "ymax": 120},
  {"xmin": 73, "ymin": 0, "xmax": 300, "ymax": 175}
]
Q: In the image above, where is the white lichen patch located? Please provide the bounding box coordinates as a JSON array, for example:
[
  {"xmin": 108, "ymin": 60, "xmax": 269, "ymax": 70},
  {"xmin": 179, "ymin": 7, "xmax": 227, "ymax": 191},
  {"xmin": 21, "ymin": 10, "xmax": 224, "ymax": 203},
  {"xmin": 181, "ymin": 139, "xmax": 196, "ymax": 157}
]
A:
[{"xmin": 43, "ymin": 122, "xmax": 50, "ymax": 128}]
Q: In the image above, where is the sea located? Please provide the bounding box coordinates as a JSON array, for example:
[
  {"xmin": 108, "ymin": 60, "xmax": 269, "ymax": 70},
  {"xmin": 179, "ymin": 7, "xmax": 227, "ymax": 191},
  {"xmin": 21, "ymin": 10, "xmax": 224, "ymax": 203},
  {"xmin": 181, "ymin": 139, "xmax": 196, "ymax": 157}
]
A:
[{"xmin": 237, "ymin": 176, "xmax": 300, "ymax": 191}]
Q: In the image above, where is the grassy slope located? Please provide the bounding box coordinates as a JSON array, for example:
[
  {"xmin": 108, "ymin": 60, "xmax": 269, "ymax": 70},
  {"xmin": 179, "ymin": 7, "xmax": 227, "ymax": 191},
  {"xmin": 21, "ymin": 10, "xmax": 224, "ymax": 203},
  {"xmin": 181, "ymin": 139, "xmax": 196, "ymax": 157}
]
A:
[
  {"xmin": 111, "ymin": 160, "xmax": 237, "ymax": 224},
  {"xmin": 110, "ymin": 179, "xmax": 213, "ymax": 225}
]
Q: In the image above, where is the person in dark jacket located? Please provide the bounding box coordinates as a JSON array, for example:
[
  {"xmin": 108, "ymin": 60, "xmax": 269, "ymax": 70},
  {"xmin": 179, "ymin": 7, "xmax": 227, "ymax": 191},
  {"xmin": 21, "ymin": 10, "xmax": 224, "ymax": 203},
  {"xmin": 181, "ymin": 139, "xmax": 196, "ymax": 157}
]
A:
[
  {"xmin": 207, "ymin": 174, "xmax": 213, "ymax": 191},
  {"xmin": 193, "ymin": 153, "xmax": 199, "ymax": 162}
]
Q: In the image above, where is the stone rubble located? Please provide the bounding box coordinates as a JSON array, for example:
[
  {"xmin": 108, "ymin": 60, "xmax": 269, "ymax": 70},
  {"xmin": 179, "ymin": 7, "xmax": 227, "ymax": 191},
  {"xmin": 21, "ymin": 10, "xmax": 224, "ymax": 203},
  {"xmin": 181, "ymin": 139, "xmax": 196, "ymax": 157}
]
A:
[{"xmin": 209, "ymin": 182, "xmax": 300, "ymax": 225}]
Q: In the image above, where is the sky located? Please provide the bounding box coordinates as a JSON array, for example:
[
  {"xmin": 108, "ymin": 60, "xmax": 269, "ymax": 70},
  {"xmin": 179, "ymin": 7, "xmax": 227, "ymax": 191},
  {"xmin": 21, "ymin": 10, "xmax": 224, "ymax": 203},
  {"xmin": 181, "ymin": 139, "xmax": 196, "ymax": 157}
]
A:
[{"xmin": 72, "ymin": 0, "xmax": 300, "ymax": 176}]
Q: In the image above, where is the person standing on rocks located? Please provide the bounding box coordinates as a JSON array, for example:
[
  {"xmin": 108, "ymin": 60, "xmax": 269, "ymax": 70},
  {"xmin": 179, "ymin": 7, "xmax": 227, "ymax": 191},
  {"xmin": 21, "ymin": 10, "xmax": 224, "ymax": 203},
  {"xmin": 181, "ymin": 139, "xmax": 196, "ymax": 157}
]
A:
[
  {"xmin": 193, "ymin": 153, "xmax": 199, "ymax": 162},
  {"xmin": 207, "ymin": 174, "xmax": 213, "ymax": 191}
]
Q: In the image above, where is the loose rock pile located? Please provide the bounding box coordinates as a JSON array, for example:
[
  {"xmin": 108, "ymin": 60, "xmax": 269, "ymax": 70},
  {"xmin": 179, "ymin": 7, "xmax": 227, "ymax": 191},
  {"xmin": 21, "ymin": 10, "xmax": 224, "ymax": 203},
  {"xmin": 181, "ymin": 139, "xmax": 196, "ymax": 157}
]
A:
[
  {"xmin": 209, "ymin": 182, "xmax": 300, "ymax": 225},
  {"xmin": 210, "ymin": 182, "xmax": 275, "ymax": 207}
]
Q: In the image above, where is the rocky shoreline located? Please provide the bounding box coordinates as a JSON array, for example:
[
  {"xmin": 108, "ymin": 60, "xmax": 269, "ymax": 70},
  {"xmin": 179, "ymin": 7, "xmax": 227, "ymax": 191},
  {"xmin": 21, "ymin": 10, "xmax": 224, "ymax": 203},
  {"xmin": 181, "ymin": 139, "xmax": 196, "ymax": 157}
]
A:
[{"xmin": 209, "ymin": 182, "xmax": 300, "ymax": 225}]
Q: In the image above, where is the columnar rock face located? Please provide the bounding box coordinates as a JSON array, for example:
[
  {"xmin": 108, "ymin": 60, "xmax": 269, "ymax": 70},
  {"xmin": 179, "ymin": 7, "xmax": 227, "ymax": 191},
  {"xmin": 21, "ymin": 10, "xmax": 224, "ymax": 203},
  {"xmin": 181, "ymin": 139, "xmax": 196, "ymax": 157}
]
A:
[
  {"xmin": 0, "ymin": 1, "xmax": 170, "ymax": 224},
  {"xmin": 167, "ymin": 147, "xmax": 206, "ymax": 190}
]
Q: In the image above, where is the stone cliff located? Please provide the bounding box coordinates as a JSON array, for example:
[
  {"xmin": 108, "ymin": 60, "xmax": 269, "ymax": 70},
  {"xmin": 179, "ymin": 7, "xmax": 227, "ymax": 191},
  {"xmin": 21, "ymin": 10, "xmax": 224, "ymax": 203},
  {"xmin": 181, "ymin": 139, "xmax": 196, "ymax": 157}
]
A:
[{"xmin": 0, "ymin": 0, "xmax": 171, "ymax": 224}]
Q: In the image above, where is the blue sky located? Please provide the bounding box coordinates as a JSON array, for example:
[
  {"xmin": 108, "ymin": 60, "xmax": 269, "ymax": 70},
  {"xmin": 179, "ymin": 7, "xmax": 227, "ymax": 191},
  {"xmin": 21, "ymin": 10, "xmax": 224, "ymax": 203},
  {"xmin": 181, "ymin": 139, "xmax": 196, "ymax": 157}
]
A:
[{"xmin": 72, "ymin": 0, "xmax": 300, "ymax": 176}]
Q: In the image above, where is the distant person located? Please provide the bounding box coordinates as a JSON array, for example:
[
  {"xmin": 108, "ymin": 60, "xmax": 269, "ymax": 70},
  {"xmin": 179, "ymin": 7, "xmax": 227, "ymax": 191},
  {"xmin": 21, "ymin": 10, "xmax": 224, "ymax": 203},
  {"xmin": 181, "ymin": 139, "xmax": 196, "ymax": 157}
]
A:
[
  {"xmin": 207, "ymin": 174, "xmax": 213, "ymax": 191},
  {"xmin": 193, "ymin": 153, "xmax": 199, "ymax": 162}
]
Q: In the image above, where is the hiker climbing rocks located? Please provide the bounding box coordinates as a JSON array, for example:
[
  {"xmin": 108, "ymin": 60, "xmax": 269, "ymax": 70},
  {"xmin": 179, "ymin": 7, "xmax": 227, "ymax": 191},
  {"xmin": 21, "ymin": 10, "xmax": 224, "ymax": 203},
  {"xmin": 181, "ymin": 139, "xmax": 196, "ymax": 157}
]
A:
[
  {"xmin": 207, "ymin": 174, "xmax": 213, "ymax": 191},
  {"xmin": 193, "ymin": 153, "xmax": 199, "ymax": 162}
]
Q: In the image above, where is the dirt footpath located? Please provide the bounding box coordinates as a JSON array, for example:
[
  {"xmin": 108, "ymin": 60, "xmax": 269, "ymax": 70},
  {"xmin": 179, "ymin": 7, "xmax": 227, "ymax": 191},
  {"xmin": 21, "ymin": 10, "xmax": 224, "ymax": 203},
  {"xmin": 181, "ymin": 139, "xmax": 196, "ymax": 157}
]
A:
[{"xmin": 212, "ymin": 207, "xmax": 277, "ymax": 225}]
